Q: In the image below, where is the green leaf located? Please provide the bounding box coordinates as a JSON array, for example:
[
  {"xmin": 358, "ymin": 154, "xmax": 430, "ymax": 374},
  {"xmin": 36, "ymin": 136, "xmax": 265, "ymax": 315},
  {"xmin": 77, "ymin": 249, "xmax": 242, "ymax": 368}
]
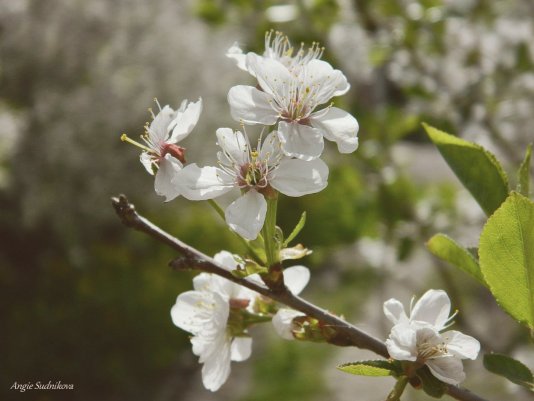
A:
[
  {"xmin": 416, "ymin": 366, "xmax": 447, "ymax": 398},
  {"xmin": 483, "ymin": 353, "xmax": 534, "ymax": 390},
  {"xmin": 423, "ymin": 123, "xmax": 509, "ymax": 216},
  {"xmin": 426, "ymin": 233, "xmax": 485, "ymax": 285},
  {"xmin": 479, "ymin": 192, "xmax": 534, "ymax": 329},
  {"xmin": 337, "ymin": 360, "xmax": 399, "ymax": 377},
  {"xmin": 283, "ymin": 211, "xmax": 306, "ymax": 247},
  {"xmin": 517, "ymin": 143, "xmax": 532, "ymax": 197}
]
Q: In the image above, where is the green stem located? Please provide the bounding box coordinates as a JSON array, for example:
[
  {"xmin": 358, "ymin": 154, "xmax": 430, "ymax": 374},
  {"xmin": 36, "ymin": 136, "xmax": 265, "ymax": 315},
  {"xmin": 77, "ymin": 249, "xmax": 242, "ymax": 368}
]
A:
[
  {"xmin": 207, "ymin": 199, "xmax": 263, "ymax": 263},
  {"xmin": 262, "ymin": 195, "xmax": 279, "ymax": 267},
  {"xmin": 207, "ymin": 199, "xmax": 225, "ymax": 219},
  {"xmin": 385, "ymin": 376, "xmax": 409, "ymax": 401}
]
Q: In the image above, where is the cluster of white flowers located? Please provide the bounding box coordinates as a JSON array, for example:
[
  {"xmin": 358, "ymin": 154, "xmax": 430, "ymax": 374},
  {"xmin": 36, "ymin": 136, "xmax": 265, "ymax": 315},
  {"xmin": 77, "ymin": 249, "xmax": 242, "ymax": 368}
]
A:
[
  {"xmin": 384, "ymin": 289, "xmax": 480, "ymax": 385},
  {"xmin": 124, "ymin": 31, "xmax": 358, "ymax": 240},
  {"xmin": 171, "ymin": 251, "xmax": 310, "ymax": 391},
  {"xmin": 122, "ymin": 31, "xmax": 482, "ymax": 394}
]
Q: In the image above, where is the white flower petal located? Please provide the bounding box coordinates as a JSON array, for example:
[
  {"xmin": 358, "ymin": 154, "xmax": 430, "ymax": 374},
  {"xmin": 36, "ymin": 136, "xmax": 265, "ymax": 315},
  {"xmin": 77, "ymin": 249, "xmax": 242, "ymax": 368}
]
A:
[
  {"xmin": 226, "ymin": 42, "xmax": 248, "ymax": 71},
  {"xmin": 140, "ymin": 152, "xmax": 154, "ymax": 175},
  {"xmin": 443, "ymin": 331, "xmax": 480, "ymax": 360},
  {"xmin": 386, "ymin": 324, "xmax": 418, "ymax": 361},
  {"xmin": 201, "ymin": 333, "xmax": 232, "ymax": 391},
  {"xmin": 246, "ymin": 53, "xmax": 293, "ymax": 97},
  {"xmin": 214, "ymin": 250, "xmax": 239, "ymax": 271},
  {"xmin": 228, "ymin": 85, "xmax": 279, "ymax": 125},
  {"xmin": 272, "ymin": 309, "xmax": 305, "ymax": 340},
  {"xmin": 310, "ymin": 107, "xmax": 359, "ymax": 154},
  {"xmin": 411, "ymin": 289, "xmax": 451, "ymax": 330},
  {"xmin": 192, "ymin": 272, "xmax": 214, "ymax": 292},
  {"xmin": 282, "ymin": 265, "xmax": 310, "ymax": 295},
  {"xmin": 155, "ymin": 154, "xmax": 183, "ymax": 202},
  {"xmin": 225, "ymin": 190, "xmax": 267, "ymax": 240},
  {"xmin": 176, "ymin": 164, "xmax": 234, "ymax": 200},
  {"xmin": 148, "ymin": 105, "xmax": 176, "ymax": 146},
  {"xmin": 383, "ymin": 299, "xmax": 408, "ymax": 325},
  {"xmin": 426, "ymin": 357, "xmax": 466, "ymax": 385},
  {"xmin": 191, "ymin": 335, "xmax": 212, "ymax": 357},
  {"xmin": 231, "ymin": 337, "xmax": 253, "ymax": 362},
  {"xmin": 259, "ymin": 131, "xmax": 283, "ymax": 163},
  {"xmin": 270, "ymin": 157, "xmax": 328, "ymax": 196},
  {"xmin": 277, "ymin": 121, "xmax": 324, "ymax": 161},
  {"xmin": 171, "ymin": 291, "xmax": 229, "ymax": 336},
  {"xmin": 169, "ymin": 98, "xmax": 202, "ymax": 143},
  {"xmin": 216, "ymin": 128, "xmax": 249, "ymax": 165},
  {"xmin": 302, "ymin": 60, "xmax": 350, "ymax": 104}
]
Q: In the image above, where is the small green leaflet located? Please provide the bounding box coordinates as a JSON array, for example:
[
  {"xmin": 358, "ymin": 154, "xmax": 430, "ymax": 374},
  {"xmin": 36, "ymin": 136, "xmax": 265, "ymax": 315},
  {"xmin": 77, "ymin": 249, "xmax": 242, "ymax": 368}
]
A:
[
  {"xmin": 479, "ymin": 192, "xmax": 534, "ymax": 329},
  {"xmin": 426, "ymin": 233, "xmax": 485, "ymax": 285},
  {"xmin": 484, "ymin": 353, "xmax": 534, "ymax": 391},
  {"xmin": 283, "ymin": 211, "xmax": 306, "ymax": 247},
  {"xmin": 517, "ymin": 143, "xmax": 532, "ymax": 197},
  {"xmin": 423, "ymin": 123, "xmax": 509, "ymax": 216},
  {"xmin": 337, "ymin": 360, "xmax": 400, "ymax": 377}
]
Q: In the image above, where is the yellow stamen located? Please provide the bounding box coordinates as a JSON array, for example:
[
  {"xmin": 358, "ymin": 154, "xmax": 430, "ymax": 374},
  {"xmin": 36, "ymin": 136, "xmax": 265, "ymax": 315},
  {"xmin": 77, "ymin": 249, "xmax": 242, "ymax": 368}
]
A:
[{"xmin": 121, "ymin": 133, "xmax": 153, "ymax": 153}]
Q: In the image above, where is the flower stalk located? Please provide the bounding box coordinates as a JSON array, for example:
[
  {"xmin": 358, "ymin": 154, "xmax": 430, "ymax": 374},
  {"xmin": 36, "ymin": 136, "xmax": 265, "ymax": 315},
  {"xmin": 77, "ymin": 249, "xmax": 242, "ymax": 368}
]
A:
[
  {"xmin": 262, "ymin": 194, "xmax": 279, "ymax": 268},
  {"xmin": 385, "ymin": 376, "xmax": 409, "ymax": 401}
]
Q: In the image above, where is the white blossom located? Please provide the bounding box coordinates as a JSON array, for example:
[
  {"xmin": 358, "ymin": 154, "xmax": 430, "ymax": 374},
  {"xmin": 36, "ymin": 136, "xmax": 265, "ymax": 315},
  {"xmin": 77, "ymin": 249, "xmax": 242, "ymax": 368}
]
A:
[
  {"xmin": 170, "ymin": 251, "xmax": 256, "ymax": 392},
  {"xmin": 384, "ymin": 290, "xmax": 480, "ymax": 385},
  {"xmin": 386, "ymin": 323, "xmax": 480, "ymax": 385},
  {"xmin": 176, "ymin": 129, "xmax": 328, "ymax": 240},
  {"xmin": 122, "ymin": 98, "xmax": 202, "ymax": 201},
  {"xmin": 228, "ymin": 54, "xmax": 358, "ymax": 160},
  {"xmin": 171, "ymin": 251, "xmax": 311, "ymax": 391}
]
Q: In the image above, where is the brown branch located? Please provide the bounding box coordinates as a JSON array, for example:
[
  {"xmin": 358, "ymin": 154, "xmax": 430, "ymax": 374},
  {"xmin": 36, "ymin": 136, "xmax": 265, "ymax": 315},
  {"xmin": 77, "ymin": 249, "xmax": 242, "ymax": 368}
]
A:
[{"xmin": 111, "ymin": 194, "xmax": 490, "ymax": 401}]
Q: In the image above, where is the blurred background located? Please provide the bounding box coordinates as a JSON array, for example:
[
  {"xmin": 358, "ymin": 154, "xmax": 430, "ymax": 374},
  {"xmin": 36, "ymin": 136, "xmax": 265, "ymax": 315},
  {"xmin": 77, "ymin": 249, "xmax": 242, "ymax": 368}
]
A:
[{"xmin": 1, "ymin": 0, "xmax": 533, "ymax": 400}]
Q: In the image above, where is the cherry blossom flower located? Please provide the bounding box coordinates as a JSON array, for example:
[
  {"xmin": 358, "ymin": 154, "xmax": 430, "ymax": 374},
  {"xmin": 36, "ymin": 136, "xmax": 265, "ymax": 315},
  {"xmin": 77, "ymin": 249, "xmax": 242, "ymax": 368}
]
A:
[
  {"xmin": 386, "ymin": 323, "xmax": 480, "ymax": 385},
  {"xmin": 175, "ymin": 128, "xmax": 328, "ymax": 240},
  {"xmin": 227, "ymin": 30, "xmax": 324, "ymax": 75},
  {"xmin": 121, "ymin": 98, "xmax": 202, "ymax": 201},
  {"xmin": 384, "ymin": 290, "xmax": 480, "ymax": 385},
  {"xmin": 171, "ymin": 251, "xmax": 311, "ymax": 391},
  {"xmin": 228, "ymin": 54, "xmax": 358, "ymax": 160}
]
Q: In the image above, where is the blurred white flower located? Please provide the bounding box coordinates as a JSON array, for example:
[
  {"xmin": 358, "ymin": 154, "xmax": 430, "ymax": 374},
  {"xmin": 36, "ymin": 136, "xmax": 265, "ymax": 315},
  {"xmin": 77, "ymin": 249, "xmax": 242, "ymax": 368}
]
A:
[
  {"xmin": 384, "ymin": 289, "xmax": 480, "ymax": 385},
  {"xmin": 176, "ymin": 129, "xmax": 328, "ymax": 240},
  {"xmin": 121, "ymin": 98, "xmax": 202, "ymax": 201},
  {"xmin": 228, "ymin": 54, "xmax": 358, "ymax": 160}
]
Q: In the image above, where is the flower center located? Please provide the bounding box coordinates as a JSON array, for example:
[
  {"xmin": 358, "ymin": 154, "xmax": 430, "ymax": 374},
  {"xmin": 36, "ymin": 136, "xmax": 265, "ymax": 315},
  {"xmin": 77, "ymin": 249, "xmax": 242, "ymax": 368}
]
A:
[
  {"xmin": 161, "ymin": 143, "xmax": 186, "ymax": 164},
  {"xmin": 417, "ymin": 341, "xmax": 448, "ymax": 362},
  {"xmin": 239, "ymin": 160, "xmax": 269, "ymax": 188}
]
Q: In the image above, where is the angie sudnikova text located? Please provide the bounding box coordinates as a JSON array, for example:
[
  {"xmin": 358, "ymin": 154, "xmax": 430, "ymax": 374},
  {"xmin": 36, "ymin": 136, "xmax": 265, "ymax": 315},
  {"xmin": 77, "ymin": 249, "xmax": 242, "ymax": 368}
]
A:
[{"xmin": 10, "ymin": 381, "xmax": 74, "ymax": 392}]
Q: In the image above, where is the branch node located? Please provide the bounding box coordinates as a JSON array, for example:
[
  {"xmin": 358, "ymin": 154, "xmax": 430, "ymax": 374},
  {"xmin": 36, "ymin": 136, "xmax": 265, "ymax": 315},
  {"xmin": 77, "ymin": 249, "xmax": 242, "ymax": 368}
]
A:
[{"xmin": 111, "ymin": 194, "xmax": 139, "ymax": 228}]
